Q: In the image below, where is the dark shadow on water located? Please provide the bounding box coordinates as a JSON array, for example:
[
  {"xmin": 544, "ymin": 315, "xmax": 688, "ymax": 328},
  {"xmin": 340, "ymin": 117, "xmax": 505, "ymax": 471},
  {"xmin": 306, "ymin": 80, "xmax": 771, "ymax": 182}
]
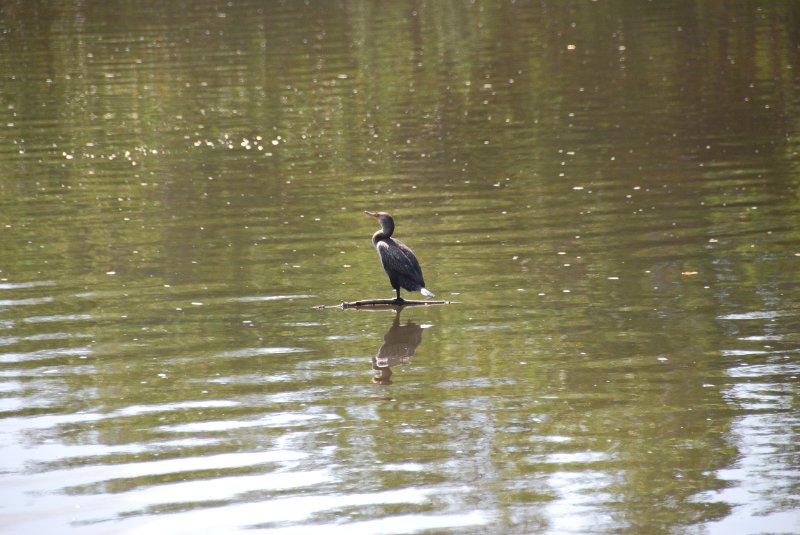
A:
[{"xmin": 372, "ymin": 310, "xmax": 424, "ymax": 385}]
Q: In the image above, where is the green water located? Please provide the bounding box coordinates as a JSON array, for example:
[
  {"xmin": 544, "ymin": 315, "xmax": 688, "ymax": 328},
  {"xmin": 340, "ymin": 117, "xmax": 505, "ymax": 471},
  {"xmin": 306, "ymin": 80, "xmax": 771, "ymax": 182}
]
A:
[{"xmin": 1, "ymin": 1, "xmax": 799, "ymax": 533}]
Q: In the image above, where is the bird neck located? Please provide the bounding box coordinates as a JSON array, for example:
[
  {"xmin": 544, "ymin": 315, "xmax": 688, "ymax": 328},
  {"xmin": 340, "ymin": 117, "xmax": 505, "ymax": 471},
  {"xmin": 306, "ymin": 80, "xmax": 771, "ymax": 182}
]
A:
[
  {"xmin": 372, "ymin": 229, "xmax": 392, "ymax": 244},
  {"xmin": 374, "ymin": 219, "xmax": 394, "ymax": 240}
]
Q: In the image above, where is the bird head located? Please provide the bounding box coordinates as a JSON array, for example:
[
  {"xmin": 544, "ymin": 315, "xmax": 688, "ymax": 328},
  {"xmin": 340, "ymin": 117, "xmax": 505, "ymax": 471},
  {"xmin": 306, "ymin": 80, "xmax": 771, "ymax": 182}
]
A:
[{"xmin": 365, "ymin": 211, "xmax": 395, "ymax": 236}]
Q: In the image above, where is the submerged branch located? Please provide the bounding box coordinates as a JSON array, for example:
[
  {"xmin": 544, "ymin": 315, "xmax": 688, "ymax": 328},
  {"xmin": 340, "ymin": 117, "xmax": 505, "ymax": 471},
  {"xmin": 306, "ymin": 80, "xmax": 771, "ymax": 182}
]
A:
[{"xmin": 314, "ymin": 298, "xmax": 456, "ymax": 310}]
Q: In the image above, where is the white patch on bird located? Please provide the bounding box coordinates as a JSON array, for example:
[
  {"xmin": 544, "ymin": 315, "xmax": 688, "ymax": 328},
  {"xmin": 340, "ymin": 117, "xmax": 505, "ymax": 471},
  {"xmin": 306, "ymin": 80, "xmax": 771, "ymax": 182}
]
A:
[{"xmin": 421, "ymin": 288, "xmax": 435, "ymax": 297}]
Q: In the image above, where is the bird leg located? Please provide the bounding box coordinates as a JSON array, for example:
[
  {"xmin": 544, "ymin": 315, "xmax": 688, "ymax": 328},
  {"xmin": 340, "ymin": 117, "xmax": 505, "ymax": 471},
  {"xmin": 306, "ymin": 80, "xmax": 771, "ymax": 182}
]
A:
[{"xmin": 394, "ymin": 287, "xmax": 404, "ymax": 304}]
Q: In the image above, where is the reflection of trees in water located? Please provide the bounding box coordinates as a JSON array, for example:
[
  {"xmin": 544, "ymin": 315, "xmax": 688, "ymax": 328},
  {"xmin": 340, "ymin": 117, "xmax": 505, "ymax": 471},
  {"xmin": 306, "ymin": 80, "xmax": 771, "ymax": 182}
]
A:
[{"xmin": 372, "ymin": 311, "xmax": 423, "ymax": 385}]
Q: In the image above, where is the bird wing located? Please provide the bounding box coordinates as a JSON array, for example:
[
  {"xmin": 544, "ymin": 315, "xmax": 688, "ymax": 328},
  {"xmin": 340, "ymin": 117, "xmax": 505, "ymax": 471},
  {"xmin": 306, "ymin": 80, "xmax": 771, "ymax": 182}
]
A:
[{"xmin": 376, "ymin": 239, "xmax": 423, "ymax": 277}]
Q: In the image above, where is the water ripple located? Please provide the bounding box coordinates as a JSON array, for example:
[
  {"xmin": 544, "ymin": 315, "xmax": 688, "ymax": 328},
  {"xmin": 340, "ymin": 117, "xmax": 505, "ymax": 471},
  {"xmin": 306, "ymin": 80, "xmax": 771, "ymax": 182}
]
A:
[
  {"xmin": 0, "ymin": 296, "xmax": 55, "ymax": 307},
  {"xmin": 161, "ymin": 412, "xmax": 342, "ymax": 434},
  {"xmin": 233, "ymin": 295, "xmax": 315, "ymax": 302},
  {"xmin": 0, "ymin": 346, "xmax": 92, "ymax": 364},
  {"xmin": 0, "ymin": 281, "xmax": 56, "ymax": 290},
  {"xmin": 216, "ymin": 347, "xmax": 310, "ymax": 358}
]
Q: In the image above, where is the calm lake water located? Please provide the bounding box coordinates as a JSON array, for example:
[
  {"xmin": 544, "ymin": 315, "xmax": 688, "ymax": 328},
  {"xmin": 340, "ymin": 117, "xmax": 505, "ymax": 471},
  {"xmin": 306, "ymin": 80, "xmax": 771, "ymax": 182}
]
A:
[{"xmin": 2, "ymin": 1, "xmax": 799, "ymax": 533}]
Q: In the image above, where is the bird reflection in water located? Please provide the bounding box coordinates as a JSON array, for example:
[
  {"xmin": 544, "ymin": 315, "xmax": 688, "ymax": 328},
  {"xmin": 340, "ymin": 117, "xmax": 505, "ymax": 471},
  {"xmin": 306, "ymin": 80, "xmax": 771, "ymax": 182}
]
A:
[{"xmin": 372, "ymin": 311, "xmax": 425, "ymax": 385}]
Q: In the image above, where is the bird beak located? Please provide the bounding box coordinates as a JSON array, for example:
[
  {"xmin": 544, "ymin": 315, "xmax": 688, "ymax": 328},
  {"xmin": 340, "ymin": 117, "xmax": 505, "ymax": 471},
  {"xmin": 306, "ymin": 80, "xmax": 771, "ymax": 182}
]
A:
[{"xmin": 364, "ymin": 211, "xmax": 378, "ymax": 218}]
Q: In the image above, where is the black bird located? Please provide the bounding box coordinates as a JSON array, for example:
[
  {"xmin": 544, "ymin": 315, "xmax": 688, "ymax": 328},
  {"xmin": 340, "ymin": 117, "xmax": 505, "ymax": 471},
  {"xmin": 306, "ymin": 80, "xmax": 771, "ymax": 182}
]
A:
[{"xmin": 365, "ymin": 211, "xmax": 434, "ymax": 302}]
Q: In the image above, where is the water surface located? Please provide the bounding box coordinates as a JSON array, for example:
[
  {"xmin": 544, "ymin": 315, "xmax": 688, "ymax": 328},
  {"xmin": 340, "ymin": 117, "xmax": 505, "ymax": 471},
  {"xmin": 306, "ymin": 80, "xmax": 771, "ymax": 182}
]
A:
[{"xmin": 1, "ymin": 1, "xmax": 799, "ymax": 533}]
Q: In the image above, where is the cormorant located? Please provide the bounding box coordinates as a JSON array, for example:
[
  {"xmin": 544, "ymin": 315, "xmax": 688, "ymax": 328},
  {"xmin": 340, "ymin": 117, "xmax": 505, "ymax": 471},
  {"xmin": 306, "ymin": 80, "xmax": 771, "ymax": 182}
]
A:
[{"xmin": 365, "ymin": 211, "xmax": 434, "ymax": 302}]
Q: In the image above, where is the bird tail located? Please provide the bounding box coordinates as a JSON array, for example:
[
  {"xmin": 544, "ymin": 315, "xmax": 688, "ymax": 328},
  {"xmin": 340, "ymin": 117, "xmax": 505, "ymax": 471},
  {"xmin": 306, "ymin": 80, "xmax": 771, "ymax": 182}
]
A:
[{"xmin": 420, "ymin": 288, "xmax": 435, "ymax": 298}]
